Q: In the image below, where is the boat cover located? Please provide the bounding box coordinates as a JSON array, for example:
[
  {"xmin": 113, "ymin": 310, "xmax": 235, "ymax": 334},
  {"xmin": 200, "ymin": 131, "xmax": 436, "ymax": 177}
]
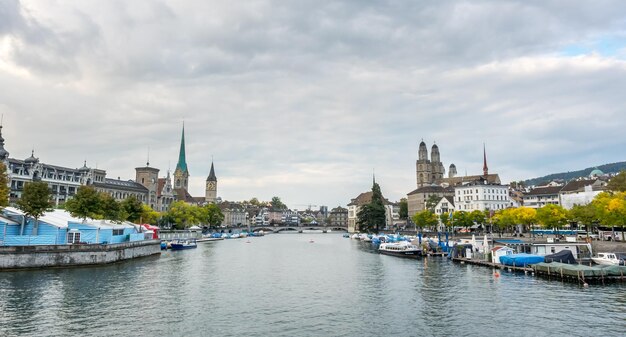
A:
[
  {"xmin": 544, "ymin": 250, "xmax": 577, "ymax": 264},
  {"xmin": 499, "ymin": 253, "xmax": 544, "ymax": 266},
  {"xmin": 533, "ymin": 262, "xmax": 605, "ymax": 277},
  {"xmin": 599, "ymin": 265, "xmax": 626, "ymax": 276}
]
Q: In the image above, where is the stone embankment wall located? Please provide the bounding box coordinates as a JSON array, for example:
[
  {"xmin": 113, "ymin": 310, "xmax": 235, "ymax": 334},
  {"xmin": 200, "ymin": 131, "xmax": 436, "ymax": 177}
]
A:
[
  {"xmin": 591, "ymin": 240, "xmax": 626, "ymax": 253},
  {"xmin": 0, "ymin": 240, "xmax": 161, "ymax": 270}
]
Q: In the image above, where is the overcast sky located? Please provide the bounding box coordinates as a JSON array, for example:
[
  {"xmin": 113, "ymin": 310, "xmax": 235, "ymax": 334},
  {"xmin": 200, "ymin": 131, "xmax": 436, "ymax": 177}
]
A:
[{"xmin": 1, "ymin": 1, "xmax": 625, "ymax": 209}]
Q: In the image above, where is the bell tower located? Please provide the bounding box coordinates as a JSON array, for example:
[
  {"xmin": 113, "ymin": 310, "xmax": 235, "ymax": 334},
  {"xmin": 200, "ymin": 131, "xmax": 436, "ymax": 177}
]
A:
[{"xmin": 205, "ymin": 161, "xmax": 217, "ymax": 203}]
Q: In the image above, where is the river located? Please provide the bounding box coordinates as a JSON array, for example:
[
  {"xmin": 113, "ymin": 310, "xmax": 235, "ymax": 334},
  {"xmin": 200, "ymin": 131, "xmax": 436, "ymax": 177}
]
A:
[{"xmin": 0, "ymin": 234, "xmax": 624, "ymax": 337}]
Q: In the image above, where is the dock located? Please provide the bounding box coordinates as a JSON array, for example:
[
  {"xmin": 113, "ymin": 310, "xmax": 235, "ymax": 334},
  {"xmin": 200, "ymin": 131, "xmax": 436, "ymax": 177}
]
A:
[
  {"xmin": 451, "ymin": 257, "xmax": 626, "ymax": 285},
  {"xmin": 451, "ymin": 257, "xmax": 533, "ymax": 273}
]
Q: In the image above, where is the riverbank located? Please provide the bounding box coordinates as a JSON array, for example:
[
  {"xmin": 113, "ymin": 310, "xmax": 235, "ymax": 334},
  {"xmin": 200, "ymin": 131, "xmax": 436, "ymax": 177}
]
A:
[{"xmin": 0, "ymin": 240, "xmax": 161, "ymax": 270}]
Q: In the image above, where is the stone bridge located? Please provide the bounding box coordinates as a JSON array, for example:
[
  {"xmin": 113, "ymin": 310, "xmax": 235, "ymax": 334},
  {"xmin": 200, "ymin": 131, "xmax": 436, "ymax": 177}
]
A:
[{"xmin": 231, "ymin": 226, "xmax": 348, "ymax": 234}]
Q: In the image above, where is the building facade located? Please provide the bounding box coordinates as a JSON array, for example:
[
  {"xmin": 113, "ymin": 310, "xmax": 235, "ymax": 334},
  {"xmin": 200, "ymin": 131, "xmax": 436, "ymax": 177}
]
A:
[
  {"xmin": 454, "ymin": 179, "xmax": 511, "ymax": 212},
  {"xmin": 329, "ymin": 206, "xmax": 348, "ymax": 227}
]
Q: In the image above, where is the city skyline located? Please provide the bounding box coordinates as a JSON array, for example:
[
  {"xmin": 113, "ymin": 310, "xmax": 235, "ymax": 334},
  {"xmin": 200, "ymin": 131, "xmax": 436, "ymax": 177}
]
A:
[{"xmin": 1, "ymin": 1, "xmax": 626, "ymax": 208}]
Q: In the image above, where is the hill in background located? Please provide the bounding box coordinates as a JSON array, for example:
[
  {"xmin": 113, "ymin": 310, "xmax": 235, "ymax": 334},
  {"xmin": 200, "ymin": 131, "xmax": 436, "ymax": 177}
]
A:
[{"xmin": 523, "ymin": 161, "xmax": 626, "ymax": 186}]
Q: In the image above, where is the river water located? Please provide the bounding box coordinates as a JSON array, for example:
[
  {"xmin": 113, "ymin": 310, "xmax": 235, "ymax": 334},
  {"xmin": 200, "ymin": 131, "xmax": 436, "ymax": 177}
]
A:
[{"xmin": 0, "ymin": 234, "xmax": 624, "ymax": 337}]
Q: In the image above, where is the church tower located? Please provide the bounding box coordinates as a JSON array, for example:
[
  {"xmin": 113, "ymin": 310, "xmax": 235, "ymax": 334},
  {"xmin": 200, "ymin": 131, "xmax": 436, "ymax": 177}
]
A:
[
  {"xmin": 483, "ymin": 143, "xmax": 489, "ymax": 177},
  {"xmin": 430, "ymin": 143, "xmax": 445, "ymax": 182},
  {"xmin": 135, "ymin": 159, "xmax": 159, "ymax": 210},
  {"xmin": 174, "ymin": 125, "xmax": 190, "ymax": 191},
  {"xmin": 205, "ymin": 161, "xmax": 217, "ymax": 203},
  {"xmin": 448, "ymin": 163, "xmax": 457, "ymax": 178},
  {"xmin": 415, "ymin": 140, "xmax": 432, "ymax": 187}
]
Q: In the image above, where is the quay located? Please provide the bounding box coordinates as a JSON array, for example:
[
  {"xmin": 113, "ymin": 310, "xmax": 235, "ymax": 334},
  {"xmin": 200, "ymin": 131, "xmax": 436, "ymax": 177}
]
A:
[
  {"xmin": 451, "ymin": 256, "xmax": 626, "ymax": 284},
  {"xmin": 0, "ymin": 240, "xmax": 161, "ymax": 270}
]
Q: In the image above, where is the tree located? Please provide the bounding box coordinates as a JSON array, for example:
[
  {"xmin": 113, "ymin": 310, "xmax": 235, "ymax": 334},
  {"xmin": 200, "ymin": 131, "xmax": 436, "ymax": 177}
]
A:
[
  {"xmin": 440, "ymin": 212, "xmax": 452, "ymax": 231},
  {"xmin": 607, "ymin": 171, "xmax": 626, "ymax": 192},
  {"xmin": 536, "ymin": 204, "xmax": 568, "ymax": 234},
  {"xmin": 140, "ymin": 204, "xmax": 160, "ymax": 225},
  {"xmin": 167, "ymin": 201, "xmax": 194, "ymax": 229},
  {"xmin": 425, "ymin": 195, "xmax": 440, "ymax": 212},
  {"xmin": 512, "ymin": 207, "xmax": 537, "ymax": 234},
  {"xmin": 592, "ymin": 191, "xmax": 626, "ymax": 241},
  {"xmin": 121, "ymin": 196, "xmax": 143, "ymax": 223},
  {"xmin": 249, "ymin": 197, "xmax": 260, "ymax": 206},
  {"xmin": 64, "ymin": 186, "xmax": 101, "ymax": 221},
  {"xmin": 100, "ymin": 192, "xmax": 122, "ymax": 221},
  {"xmin": 202, "ymin": 203, "xmax": 225, "ymax": 228},
  {"xmin": 270, "ymin": 196, "xmax": 287, "ymax": 210},
  {"xmin": 0, "ymin": 162, "xmax": 9, "ymax": 208},
  {"xmin": 452, "ymin": 211, "xmax": 473, "ymax": 231},
  {"xmin": 569, "ymin": 204, "xmax": 597, "ymax": 232},
  {"xmin": 16, "ymin": 181, "xmax": 53, "ymax": 235},
  {"xmin": 412, "ymin": 210, "xmax": 438, "ymax": 232},
  {"xmin": 492, "ymin": 208, "xmax": 516, "ymax": 237},
  {"xmin": 356, "ymin": 182, "xmax": 386, "ymax": 233},
  {"xmin": 469, "ymin": 210, "xmax": 486, "ymax": 230},
  {"xmin": 398, "ymin": 198, "xmax": 408, "ymax": 220}
]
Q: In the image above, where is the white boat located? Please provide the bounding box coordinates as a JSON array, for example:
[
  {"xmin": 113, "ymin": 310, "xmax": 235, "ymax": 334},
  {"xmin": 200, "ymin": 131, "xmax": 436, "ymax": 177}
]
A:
[
  {"xmin": 591, "ymin": 252, "xmax": 621, "ymax": 265},
  {"xmin": 351, "ymin": 234, "xmax": 360, "ymax": 240},
  {"xmin": 378, "ymin": 241, "xmax": 423, "ymax": 258}
]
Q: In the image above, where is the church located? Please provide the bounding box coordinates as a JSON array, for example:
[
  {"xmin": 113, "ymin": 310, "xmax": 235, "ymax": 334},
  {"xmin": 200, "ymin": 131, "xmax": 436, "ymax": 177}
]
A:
[
  {"xmin": 407, "ymin": 140, "xmax": 501, "ymax": 217},
  {"xmin": 172, "ymin": 125, "xmax": 218, "ymax": 205}
]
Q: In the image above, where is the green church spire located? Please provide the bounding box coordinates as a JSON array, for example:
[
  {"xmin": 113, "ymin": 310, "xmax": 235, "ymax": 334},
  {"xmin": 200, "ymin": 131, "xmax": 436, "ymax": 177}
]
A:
[{"xmin": 176, "ymin": 124, "xmax": 188, "ymax": 174}]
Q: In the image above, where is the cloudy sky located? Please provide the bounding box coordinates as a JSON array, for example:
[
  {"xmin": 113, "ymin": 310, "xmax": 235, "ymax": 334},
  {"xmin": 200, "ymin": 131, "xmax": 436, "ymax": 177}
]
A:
[{"xmin": 1, "ymin": 1, "xmax": 625, "ymax": 209}]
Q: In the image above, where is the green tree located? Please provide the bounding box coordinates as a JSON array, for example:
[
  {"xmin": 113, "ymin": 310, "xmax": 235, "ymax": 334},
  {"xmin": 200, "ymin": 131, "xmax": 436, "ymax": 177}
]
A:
[
  {"xmin": 64, "ymin": 186, "xmax": 101, "ymax": 221},
  {"xmin": 202, "ymin": 203, "xmax": 225, "ymax": 228},
  {"xmin": 167, "ymin": 201, "xmax": 196, "ymax": 229},
  {"xmin": 492, "ymin": 208, "xmax": 516, "ymax": 237},
  {"xmin": 412, "ymin": 210, "xmax": 438, "ymax": 232},
  {"xmin": 569, "ymin": 203, "xmax": 597, "ymax": 233},
  {"xmin": 536, "ymin": 204, "xmax": 568, "ymax": 234},
  {"xmin": 607, "ymin": 171, "xmax": 626, "ymax": 192},
  {"xmin": 140, "ymin": 204, "xmax": 160, "ymax": 225},
  {"xmin": 249, "ymin": 197, "xmax": 260, "ymax": 206},
  {"xmin": 592, "ymin": 192, "xmax": 626, "ymax": 241},
  {"xmin": 356, "ymin": 182, "xmax": 386, "ymax": 233},
  {"xmin": 270, "ymin": 196, "xmax": 287, "ymax": 210},
  {"xmin": 0, "ymin": 162, "xmax": 9, "ymax": 208},
  {"xmin": 121, "ymin": 196, "xmax": 143, "ymax": 223},
  {"xmin": 425, "ymin": 195, "xmax": 440, "ymax": 212},
  {"xmin": 469, "ymin": 210, "xmax": 486, "ymax": 229},
  {"xmin": 452, "ymin": 211, "xmax": 474, "ymax": 232},
  {"xmin": 512, "ymin": 207, "xmax": 537, "ymax": 234},
  {"xmin": 16, "ymin": 181, "xmax": 53, "ymax": 235},
  {"xmin": 440, "ymin": 212, "xmax": 452, "ymax": 231},
  {"xmin": 398, "ymin": 198, "xmax": 408, "ymax": 220},
  {"xmin": 99, "ymin": 192, "xmax": 122, "ymax": 221}
]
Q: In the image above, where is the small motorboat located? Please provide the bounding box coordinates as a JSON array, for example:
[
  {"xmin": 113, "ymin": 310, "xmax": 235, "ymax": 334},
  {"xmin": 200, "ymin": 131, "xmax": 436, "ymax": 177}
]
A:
[
  {"xmin": 378, "ymin": 241, "xmax": 423, "ymax": 258},
  {"xmin": 170, "ymin": 240, "xmax": 198, "ymax": 250},
  {"xmin": 160, "ymin": 242, "xmax": 168, "ymax": 250},
  {"xmin": 591, "ymin": 252, "xmax": 622, "ymax": 265}
]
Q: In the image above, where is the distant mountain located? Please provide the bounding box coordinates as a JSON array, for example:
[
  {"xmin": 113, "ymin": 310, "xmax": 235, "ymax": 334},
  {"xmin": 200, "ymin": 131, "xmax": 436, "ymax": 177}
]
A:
[{"xmin": 523, "ymin": 161, "xmax": 626, "ymax": 186}]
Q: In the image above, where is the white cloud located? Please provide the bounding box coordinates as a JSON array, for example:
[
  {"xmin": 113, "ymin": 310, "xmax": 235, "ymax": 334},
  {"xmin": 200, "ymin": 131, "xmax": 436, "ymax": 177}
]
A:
[{"xmin": 1, "ymin": 0, "xmax": 626, "ymax": 208}]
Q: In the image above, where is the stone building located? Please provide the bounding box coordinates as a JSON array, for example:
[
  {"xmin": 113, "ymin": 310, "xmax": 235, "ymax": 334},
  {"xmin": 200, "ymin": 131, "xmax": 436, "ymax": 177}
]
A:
[{"xmin": 329, "ymin": 206, "xmax": 348, "ymax": 227}]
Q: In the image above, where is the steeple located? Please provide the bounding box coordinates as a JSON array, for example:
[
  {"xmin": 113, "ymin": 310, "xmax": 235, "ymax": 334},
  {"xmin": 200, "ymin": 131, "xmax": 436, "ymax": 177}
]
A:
[
  {"xmin": 207, "ymin": 161, "xmax": 217, "ymax": 182},
  {"xmin": 0, "ymin": 122, "xmax": 9, "ymax": 160},
  {"xmin": 483, "ymin": 143, "xmax": 489, "ymax": 177},
  {"xmin": 175, "ymin": 124, "xmax": 188, "ymax": 174}
]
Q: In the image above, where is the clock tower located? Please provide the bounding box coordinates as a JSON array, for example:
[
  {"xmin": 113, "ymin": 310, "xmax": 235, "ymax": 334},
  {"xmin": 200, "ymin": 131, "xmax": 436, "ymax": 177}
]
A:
[{"xmin": 205, "ymin": 161, "xmax": 217, "ymax": 203}]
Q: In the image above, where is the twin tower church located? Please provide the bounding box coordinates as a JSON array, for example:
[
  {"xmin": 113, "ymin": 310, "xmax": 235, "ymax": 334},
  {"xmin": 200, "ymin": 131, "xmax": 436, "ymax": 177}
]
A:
[{"xmin": 172, "ymin": 125, "xmax": 218, "ymax": 205}]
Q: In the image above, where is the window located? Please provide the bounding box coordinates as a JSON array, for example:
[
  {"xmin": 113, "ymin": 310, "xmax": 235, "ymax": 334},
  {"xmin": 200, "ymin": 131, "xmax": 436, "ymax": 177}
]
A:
[
  {"xmin": 67, "ymin": 232, "xmax": 81, "ymax": 244},
  {"xmin": 113, "ymin": 229, "xmax": 124, "ymax": 236}
]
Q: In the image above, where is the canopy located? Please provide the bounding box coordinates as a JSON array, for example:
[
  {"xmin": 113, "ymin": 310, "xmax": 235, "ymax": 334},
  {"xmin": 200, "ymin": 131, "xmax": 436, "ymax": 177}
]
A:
[{"xmin": 544, "ymin": 250, "xmax": 577, "ymax": 264}]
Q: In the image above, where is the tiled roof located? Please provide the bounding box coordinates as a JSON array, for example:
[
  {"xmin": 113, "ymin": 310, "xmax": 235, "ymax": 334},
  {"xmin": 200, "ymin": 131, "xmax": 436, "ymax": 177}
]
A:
[
  {"xmin": 439, "ymin": 174, "xmax": 501, "ymax": 186},
  {"xmin": 348, "ymin": 191, "xmax": 391, "ymax": 206},
  {"xmin": 94, "ymin": 179, "xmax": 148, "ymax": 193},
  {"xmin": 524, "ymin": 186, "xmax": 563, "ymax": 196},
  {"xmin": 407, "ymin": 185, "xmax": 454, "ymax": 195}
]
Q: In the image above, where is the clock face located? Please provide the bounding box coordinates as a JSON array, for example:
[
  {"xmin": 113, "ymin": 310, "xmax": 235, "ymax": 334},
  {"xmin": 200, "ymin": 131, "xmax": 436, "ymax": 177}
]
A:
[{"xmin": 207, "ymin": 181, "xmax": 215, "ymax": 189}]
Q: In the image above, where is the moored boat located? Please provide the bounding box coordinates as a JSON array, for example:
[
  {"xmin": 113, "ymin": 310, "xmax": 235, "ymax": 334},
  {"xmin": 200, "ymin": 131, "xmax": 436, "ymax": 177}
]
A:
[
  {"xmin": 379, "ymin": 241, "xmax": 423, "ymax": 258},
  {"xmin": 170, "ymin": 240, "xmax": 197, "ymax": 250},
  {"xmin": 591, "ymin": 252, "xmax": 621, "ymax": 265}
]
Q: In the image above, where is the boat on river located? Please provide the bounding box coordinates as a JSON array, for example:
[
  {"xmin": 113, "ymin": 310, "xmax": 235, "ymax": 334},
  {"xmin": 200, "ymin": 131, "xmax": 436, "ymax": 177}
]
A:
[
  {"xmin": 379, "ymin": 241, "xmax": 423, "ymax": 258},
  {"xmin": 170, "ymin": 240, "xmax": 197, "ymax": 250},
  {"xmin": 591, "ymin": 252, "xmax": 622, "ymax": 265}
]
